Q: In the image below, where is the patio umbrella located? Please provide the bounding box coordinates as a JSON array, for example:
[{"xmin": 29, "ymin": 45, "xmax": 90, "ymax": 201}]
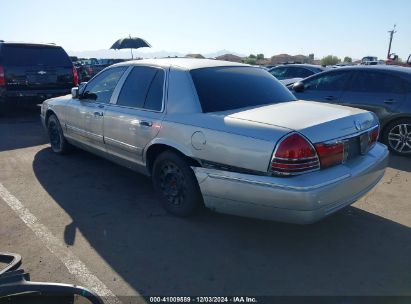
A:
[{"xmin": 110, "ymin": 36, "xmax": 151, "ymax": 59}]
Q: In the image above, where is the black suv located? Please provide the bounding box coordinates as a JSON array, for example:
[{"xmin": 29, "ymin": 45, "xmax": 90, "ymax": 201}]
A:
[{"xmin": 0, "ymin": 42, "xmax": 78, "ymax": 110}]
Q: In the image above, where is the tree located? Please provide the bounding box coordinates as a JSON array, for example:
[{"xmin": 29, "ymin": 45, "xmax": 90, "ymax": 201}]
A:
[
  {"xmin": 244, "ymin": 57, "xmax": 257, "ymax": 65},
  {"xmin": 256, "ymin": 54, "xmax": 264, "ymax": 60},
  {"xmin": 321, "ymin": 55, "xmax": 341, "ymax": 66},
  {"xmin": 249, "ymin": 54, "xmax": 256, "ymax": 59},
  {"xmin": 343, "ymin": 56, "xmax": 352, "ymax": 63}
]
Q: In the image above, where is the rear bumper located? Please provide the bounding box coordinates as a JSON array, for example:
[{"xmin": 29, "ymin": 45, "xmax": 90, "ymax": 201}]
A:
[
  {"xmin": 193, "ymin": 143, "xmax": 389, "ymax": 224},
  {"xmin": 0, "ymin": 89, "xmax": 70, "ymax": 106}
]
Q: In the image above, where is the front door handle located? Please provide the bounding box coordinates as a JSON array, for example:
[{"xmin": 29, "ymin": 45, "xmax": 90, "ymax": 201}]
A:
[
  {"xmin": 325, "ymin": 96, "xmax": 337, "ymax": 101},
  {"xmin": 93, "ymin": 111, "xmax": 104, "ymax": 117},
  {"xmin": 139, "ymin": 120, "xmax": 153, "ymax": 127},
  {"xmin": 384, "ymin": 99, "xmax": 396, "ymax": 104}
]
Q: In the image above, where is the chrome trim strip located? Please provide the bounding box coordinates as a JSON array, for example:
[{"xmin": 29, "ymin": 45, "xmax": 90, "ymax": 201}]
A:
[
  {"xmin": 66, "ymin": 124, "xmax": 103, "ymax": 139},
  {"xmin": 272, "ymin": 164, "xmax": 320, "ymax": 171},
  {"xmin": 104, "ymin": 136, "xmax": 140, "ymax": 153},
  {"xmin": 205, "ymin": 172, "xmax": 351, "ymax": 191},
  {"xmin": 322, "ymin": 124, "xmax": 379, "ymax": 145},
  {"xmin": 271, "ymin": 160, "xmax": 320, "ymax": 167}
]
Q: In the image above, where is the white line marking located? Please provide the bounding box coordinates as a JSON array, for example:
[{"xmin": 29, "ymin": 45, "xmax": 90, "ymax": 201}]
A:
[{"xmin": 0, "ymin": 182, "xmax": 122, "ymax": 304}]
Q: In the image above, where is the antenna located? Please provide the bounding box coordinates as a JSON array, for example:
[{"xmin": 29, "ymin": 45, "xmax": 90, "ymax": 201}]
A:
[{"xmin": 387, "ymin": 24, "xmax": 397, "ymax": 59}]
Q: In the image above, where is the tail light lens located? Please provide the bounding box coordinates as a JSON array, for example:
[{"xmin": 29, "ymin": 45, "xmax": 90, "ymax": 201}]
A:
[
  {"xmin": 369, "ymin": 125, "xmax": 379, "ymax": 146},
  {"xmin": 0, "ymin": 66, "xmax": 5, "ymax": 86},
  {"xmin": 270, "ymin": 133, "xmax": 320, "ymax": 175},
  {"xmin": 72, "ymin": 66, "xmax": 79, "ymax": 86},
  {"xmin": 315, "ymin": 142, "xmax": 344, "ymax": 168}
]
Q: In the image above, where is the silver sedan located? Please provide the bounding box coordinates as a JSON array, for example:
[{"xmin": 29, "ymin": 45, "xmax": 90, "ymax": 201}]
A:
[{"xmin": 41, "ymin": 59, "xmax": 389, "ymax": 224}]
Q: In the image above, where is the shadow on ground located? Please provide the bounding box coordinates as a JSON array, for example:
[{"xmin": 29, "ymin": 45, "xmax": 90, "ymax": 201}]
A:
[
  {"xmin": 32, "ymin": 147, "xmax": 411, "ymax": 297},
  {"xmin": 389, "ymin": 154, "xmax": 411, "ymax": 172},
  {"xmin": 0, "ymin": 107, "xmax": 48, "ymax": 152}
]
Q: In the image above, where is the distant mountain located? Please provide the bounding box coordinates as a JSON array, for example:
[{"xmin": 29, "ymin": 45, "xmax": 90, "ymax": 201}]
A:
[{"xmin": 68, "ymin": 49, "xmax": 245, "ymax": 59}]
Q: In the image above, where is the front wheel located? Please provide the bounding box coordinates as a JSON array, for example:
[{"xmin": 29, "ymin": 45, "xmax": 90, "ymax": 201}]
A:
[
  {"xmin": 152, "ymin": 151, "xmax": 203, "ymax": 216},
  {"xmin": 382, "ymin": 118, "xmax": 411, "ymax": 156},
  {"xmin": 47, "ymin": 114, "xmax": 71, "ymax": 154}
]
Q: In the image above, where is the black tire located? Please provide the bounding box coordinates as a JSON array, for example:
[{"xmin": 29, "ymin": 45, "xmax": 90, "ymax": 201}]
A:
[
  {"xmin": 47, "ymin": 114, "xmax": 71, "ymax": 154},
  {"xmin": 152, "ymin": 151, "xmax": 203, "ymax": 217},
  {"xmin": 382, "ymin": 118, "xmax": 411, "ymax": 156}
]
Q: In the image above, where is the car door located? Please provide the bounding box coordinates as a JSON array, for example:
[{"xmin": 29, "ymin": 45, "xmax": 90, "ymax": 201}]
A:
[
  {"xmin": 103, "ymin": 66, "xmax": 166, "ymax": 165},
  {"xmin": 338, "ymin": 70, "xmax": 405, "ymax": 122},
  {"xmin": 293, "ymin": 69, "xmax": 353, "ymax": 103},
  {"xmin": 65, "ymin": 66, "xmax": 127, "ymax": 152}
]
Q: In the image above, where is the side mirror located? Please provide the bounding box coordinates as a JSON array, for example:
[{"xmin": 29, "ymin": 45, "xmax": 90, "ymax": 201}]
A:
[
  {"xmin": 71, "ymin": 87, "xmax": 79, "ymax": 99},
  {"xmin": 292, "ymin": 81, "xmax": 305, "ymax": 93}
]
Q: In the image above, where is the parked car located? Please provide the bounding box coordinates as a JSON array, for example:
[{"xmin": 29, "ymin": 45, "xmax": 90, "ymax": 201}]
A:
[
  {"xmin": 41, "ymin": 59, "xmax": 388, "ymax": 224},
  {"xmin": 291, "ymin": 66, "xmax": 411, "ymax": 156},
  {"xmin": 0, "ymin": 42, "xmax": 78, "ymax": 110},
  {"xmin": 269, "ymin": 64, "xmax": 325, "ymax": 86}
]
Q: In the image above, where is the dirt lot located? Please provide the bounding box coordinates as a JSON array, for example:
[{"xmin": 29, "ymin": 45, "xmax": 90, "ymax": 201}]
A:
[{"xmin": 0, "ymin": 108, "xmax": 411, "ymax": 302}]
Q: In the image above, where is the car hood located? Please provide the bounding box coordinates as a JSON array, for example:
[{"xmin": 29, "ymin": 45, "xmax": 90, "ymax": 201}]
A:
[{"xmin": 226, "ymin": 100, "xmax": 378, "ymax": 143}]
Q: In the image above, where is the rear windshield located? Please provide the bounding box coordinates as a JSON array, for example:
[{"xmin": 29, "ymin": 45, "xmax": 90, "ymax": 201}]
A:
[
  {"xmin": 190, "ymin": 66, "xmax": 296, "ymax": 112},
  {"xmin": 2, "ymin": 45, "xmax": 72, "ymax": 67}
]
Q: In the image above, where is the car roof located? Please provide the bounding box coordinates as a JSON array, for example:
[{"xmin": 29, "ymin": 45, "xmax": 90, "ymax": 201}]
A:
[
  {"xmin": 328, "ymin": 65, "xmax": 411, "ymax": 76},
  {"xmin": 113, "ymin": 58, "xmax": 250, "ymax": 70},
  {"xmin": 269, "ymin": 64, "xmax": 325, "ymax": 71},
  {"xmin": 0, "ymin": 41, "xmax": 60, "ymax": 48}
]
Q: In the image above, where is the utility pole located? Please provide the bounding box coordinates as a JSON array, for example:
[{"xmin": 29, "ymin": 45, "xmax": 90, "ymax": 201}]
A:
[{"xmin": 387, "ymin": 24, "xmax": 397, "ymax": 59}]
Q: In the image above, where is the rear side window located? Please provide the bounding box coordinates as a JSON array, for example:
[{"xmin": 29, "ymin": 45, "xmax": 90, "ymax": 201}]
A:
[
  {"xmin": 117, "ymin": 66, "xmax": 164, "ymax": 110},
  {"xmin": 2, "ymin": 45, "xmax": 72, "ymax": 67},
  {"xmin": 304, "ymin": 70, "xmax": 351, "ymax": 91},
  {"xmin": 286, "ymin": 67, "xmax": 314, "ymax": 78},
  {"xmin": 348, "ymin": 71, "xmax": 404, "ymax": 94},
  {"xmin": 191, "ymin": 66, "xmax": 296, "ymax": 112},
  {"xmin": 144, "ymin": 70, "xmax": 165, "ymax": 111},
  {"xmin": 269, "ymin": 67, "xmax": 288, "ymax": 79}
]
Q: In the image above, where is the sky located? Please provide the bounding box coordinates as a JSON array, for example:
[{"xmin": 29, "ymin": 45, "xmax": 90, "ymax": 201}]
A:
[{"xmin": 1, "ymin": 0, "xmax": 411, "ymax": 60}]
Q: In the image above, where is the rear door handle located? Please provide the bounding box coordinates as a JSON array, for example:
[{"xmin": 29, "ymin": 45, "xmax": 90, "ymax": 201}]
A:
[
  {"xmin": 384, "ymin": 99, "xmax": 396, "ymax": 104},
  {"xmin": 325, "ymin": 96, "xmax": 337, "ymax": 101},
  {"xmin": 93, "ymin": 111, "xmax": 104, "ymax": 117},
  {"xmin": 139, "ymin": 120, "xmax": 153, "ymax": 127}
]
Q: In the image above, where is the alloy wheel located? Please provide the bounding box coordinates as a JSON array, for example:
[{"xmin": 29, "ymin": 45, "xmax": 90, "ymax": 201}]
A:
[{"xmin": 388, "ymin": 123, "xmax": 411, "ymax": 154}]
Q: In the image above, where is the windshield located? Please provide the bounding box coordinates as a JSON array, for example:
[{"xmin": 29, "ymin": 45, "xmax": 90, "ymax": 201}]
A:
[{"xmin": 190, "ymin": 66, "xmax": 296, "ymax": 113}]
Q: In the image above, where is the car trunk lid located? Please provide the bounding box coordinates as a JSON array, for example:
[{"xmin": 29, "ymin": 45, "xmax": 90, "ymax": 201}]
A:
[{"xmin": 227, "ymin": 100, "xmax": 378, "ymax": 143}]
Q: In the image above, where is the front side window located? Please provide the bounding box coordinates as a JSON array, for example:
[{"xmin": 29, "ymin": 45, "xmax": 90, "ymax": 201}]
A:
[
  {"xmin": 116, "ymin": 66, "xmax": 164, "ymax": 111},
  {"xmin": 191, "ymin": 66, "xmax": 296, "ymax": 113},
  {"xmin": 82, "ymin": 66, "xmax": 127, "ymax": 103},
  {"xmin": 304, "ymin": 70, "xmax": 351, "ymax": 91}
]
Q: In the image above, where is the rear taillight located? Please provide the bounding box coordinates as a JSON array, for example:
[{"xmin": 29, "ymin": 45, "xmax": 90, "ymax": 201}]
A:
[
  {"xmin": 315, "ymin": 142, "xmax": 344, "ymax": 169},
  {"xmin": 72, "ymin": 65, "xmax": 79, "ymax": 86},
  {"xmin": 270, "ymin": 133, "xmax": 320, "ymax": 175},
  {"xmin": 369, "ymin": 125, "xmax": 379, "ymax": 146},
  {"xmin": 0, "ymin": 66, "xmax": 5, "ymax": 86}
]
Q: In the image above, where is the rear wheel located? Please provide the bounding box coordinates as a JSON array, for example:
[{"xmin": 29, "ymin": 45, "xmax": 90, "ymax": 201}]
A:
[
  {"xmin": 382, "ymin": 118, "xmax": 411, "ymax": 156},
  {"xmin": 47, "ymin": 114, "xmax": 71, "ymax": 154},
  {"xmin": 152, "ymin": 151, "xmax": 203, "ymax": 216}
]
